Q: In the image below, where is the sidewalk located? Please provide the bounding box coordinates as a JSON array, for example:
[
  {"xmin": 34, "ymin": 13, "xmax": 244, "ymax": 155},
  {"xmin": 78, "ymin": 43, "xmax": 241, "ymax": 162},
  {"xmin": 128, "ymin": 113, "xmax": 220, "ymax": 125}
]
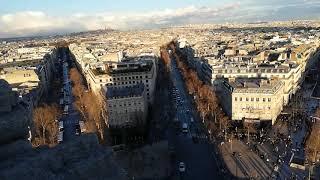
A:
[{"xmin": 219, "ymin": 140, "xmax": 273, "ymax": 179}]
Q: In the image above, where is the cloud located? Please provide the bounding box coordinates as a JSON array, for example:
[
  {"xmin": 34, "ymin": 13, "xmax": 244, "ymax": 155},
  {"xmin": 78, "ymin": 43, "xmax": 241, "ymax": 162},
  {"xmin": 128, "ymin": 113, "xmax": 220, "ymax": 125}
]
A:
[
  {"xmin": 0, "ymin": 3, "xmax": 241, "ymax": 38},
  {"xmin": 0, "ymin": 1, "xmax": 319, "ymax": 38}
]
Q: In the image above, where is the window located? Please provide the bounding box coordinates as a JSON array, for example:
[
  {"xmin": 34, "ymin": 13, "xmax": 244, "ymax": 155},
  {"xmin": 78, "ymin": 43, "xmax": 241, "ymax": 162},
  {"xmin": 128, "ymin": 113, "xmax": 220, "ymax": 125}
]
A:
[
  {"xmin": 146, "ymin": 84, "xmax": 149, "ymax": 87},
  {"xmin": 129, "ymin": 77, "xmax": 131, "ymax": 79},
  {"xmin": 246, "ymin": 98, "xmax": 249, "ymax": 101},
  {"xmin": 145, "ymin": 75, "xmax": 148, "ymax": 78},
  {"xmin": 268, "ymin": 98, "xmax": 271, "ymax": 102},
  {"xmin": 147, "ymin": 88, "xmax": 149, "ymax": 91},
  {"xmin": 129, "ymin": 81, "xmax": 131, "ymax": 84},
  {"xmin": 235, "ymin": 97, "xmax": 237, "ymax": 101},
  {"xmin": 100, "ymin": 79, "xmax": 102, "ymax": 82},
  {"xmin": 125, "ymin": 77, "xmax": 127, "ymax": 80},
  {"xmin": 117, "ymin": 78, "xmax": 120, "ymax": 80},
  {"xmin": 256, "ymin": 98, "xmax": 259, "ymax": 101},
  {"xmin": 263, "ymin": 98, "xmax": 266, "ymax": 102},
  {"xmin": 140, "ymin": 76, "xmax": 142, "ymax": 79},
  {"xmin": 251, "ymin": 98, "xmax": 254, "ymax": 101},
  {"xmin": 240, "ymin": 97, "xmax": 242, "ymax": 101},
  {"xmin": 146, "ymin": 80, "xmax": 148, "ymax": 83},
  {"xmin": 147, "ymin": 93, "xmax": 149, "ymax": 96}
]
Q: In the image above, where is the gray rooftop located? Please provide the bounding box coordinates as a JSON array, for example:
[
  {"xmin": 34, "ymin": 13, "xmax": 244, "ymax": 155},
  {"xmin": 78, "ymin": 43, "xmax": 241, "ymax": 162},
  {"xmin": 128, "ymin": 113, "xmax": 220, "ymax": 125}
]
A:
[{"xmin": 224, "ymin": 78, "xmax": 284, "ymax": 94}]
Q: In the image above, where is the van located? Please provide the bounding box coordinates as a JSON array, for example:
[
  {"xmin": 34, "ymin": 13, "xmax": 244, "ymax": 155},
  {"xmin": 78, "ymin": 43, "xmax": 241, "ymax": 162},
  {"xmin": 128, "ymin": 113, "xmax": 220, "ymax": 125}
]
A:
[
  {"xmin": 59, "ymin": 121, "xmax": 64, "ymax": 132},
  {"xmin": 63, "ymin": 105, "xmax": 69, "ymax": 115},
  {"xmin": 182, "ymin": 123, "xmax": 188, "ymax": 133},
  {"xmin": 58, "ymin": 131, "xmax": 63, "ymax": 144}
]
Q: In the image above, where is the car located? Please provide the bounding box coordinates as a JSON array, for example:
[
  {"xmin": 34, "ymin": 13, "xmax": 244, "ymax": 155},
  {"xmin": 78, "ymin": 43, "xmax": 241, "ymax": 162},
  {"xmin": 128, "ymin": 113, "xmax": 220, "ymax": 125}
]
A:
[
  {"xmin": 59, "ymin": 121, "xmax": 64, "ymax": 132},
  {"xmin": 238, "ymin": 152, "xmax": 242, "ymax": 157},
  {"xmin": 179, "ymin": 162, "xmax": 185, "ymax": 172},
  {"xmin": 75, "ymin": 128, "xmax": 80, "ymax": 135},
  {"xmin": 182, "ymin": 123, "xmax": 188, "ymax": 133}
]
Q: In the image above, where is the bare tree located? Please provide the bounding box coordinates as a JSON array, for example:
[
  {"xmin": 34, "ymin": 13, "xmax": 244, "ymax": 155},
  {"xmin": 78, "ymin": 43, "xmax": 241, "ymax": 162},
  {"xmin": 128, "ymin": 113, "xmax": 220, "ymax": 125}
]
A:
[
  {"xmin": 69, "ymin": 67, "xmax": 108, "ymax": 143},
  {"xmin": 305, "ymin": 108, "xmax": 320, "ymax": 162},
  {"xmin": 244, "ymin": 123, "xmax": 255, "ymax": 144},
  {"xmin": 83, "ymin": 91, "xmax": 107, "ymax": 142},
  {"xmin": 32, "ymin": 104, "xmax": 60, "ymax": 146}
]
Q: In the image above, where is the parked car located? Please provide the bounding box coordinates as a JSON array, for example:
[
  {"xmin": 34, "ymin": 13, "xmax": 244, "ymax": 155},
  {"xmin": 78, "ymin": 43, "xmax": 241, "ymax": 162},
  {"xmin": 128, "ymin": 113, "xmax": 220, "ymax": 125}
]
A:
[
  {"xmin": 182, "ymin": 123, "xmax": 188, "ymax": 133},
  {"xmin": 179, "ymin": 162, "xmax": 185, "ymax": 172}
]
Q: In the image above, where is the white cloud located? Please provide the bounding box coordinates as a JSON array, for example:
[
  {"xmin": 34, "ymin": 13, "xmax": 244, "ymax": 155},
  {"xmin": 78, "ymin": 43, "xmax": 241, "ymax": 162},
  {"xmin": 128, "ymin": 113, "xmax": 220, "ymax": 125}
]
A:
[
  {"xmin": 0, "ymin": 1, "xmax": 319, "ymax": 38},
  {"xmin": 0, "ymin": 3, "xmax": 241, "ymax": 38}
]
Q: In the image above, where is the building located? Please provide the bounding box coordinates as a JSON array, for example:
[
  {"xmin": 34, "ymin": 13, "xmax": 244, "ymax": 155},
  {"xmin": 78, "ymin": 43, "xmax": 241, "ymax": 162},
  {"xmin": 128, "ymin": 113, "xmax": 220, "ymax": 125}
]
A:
[
  {"xmin": 219, "ymin": 78, "xmax": 285, "ymax": 125},
  {"xmin": 0, "ymin": 46, "xmax": 58, "ymax": 107},
  {"xmin": 105, "ymin": 83, "xmax": 147, "ymax": 128},
  {"xmin": 86, "ymin": 55, "xmax": 157, "ymax": 103}
]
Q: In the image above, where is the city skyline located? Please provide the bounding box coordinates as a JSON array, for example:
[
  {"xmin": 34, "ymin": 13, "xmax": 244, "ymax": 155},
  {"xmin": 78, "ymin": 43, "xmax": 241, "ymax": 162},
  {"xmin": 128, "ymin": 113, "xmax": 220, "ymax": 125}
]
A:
[{"xmin": 1, "ymin": 0, "xmax": 320, "ymax": 38}]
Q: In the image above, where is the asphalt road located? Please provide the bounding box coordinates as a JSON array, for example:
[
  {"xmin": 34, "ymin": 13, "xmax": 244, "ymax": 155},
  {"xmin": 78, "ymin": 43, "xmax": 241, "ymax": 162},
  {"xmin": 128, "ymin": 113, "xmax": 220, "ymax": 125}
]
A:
[
  {"xmin": 168, "ymin": 52, "xmax": 222, "ymax": 180},
  {"xmin": 59, "ymin": 50, "xmax": 80, "ymax": 142}
]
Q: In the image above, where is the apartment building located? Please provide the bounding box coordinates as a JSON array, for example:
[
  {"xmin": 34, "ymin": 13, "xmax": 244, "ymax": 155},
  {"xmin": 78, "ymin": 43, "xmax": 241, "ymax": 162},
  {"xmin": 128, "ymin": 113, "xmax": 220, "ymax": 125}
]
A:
[
  {"xmin": 105, "ymin": 83, "xmax": 147, "ymax": 128},
  {"xmin": 210, "ymin": 63, "xmax": 302, "ymax": 105},
  {"xmin": 86, "ymin": 55, "xmax": 157, "ymax": 103},
  {"xmin": 219, "ymin": 78, "xmax": 285, "ymax": 125}
]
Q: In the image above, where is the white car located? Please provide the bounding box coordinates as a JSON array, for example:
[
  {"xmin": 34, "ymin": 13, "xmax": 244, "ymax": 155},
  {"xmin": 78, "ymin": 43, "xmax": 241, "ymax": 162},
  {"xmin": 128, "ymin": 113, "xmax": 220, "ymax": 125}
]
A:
[{"xmin": 179, "ymin": 162, "xmax": 185, "ymax": 172}]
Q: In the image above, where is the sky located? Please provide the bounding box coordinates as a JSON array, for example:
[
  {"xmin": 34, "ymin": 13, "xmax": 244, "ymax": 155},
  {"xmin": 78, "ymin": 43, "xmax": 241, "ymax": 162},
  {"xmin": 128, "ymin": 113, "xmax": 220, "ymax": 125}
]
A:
[{"xmin": 0, "ymin": 0, "xmax": 320, "ymax": 38}]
